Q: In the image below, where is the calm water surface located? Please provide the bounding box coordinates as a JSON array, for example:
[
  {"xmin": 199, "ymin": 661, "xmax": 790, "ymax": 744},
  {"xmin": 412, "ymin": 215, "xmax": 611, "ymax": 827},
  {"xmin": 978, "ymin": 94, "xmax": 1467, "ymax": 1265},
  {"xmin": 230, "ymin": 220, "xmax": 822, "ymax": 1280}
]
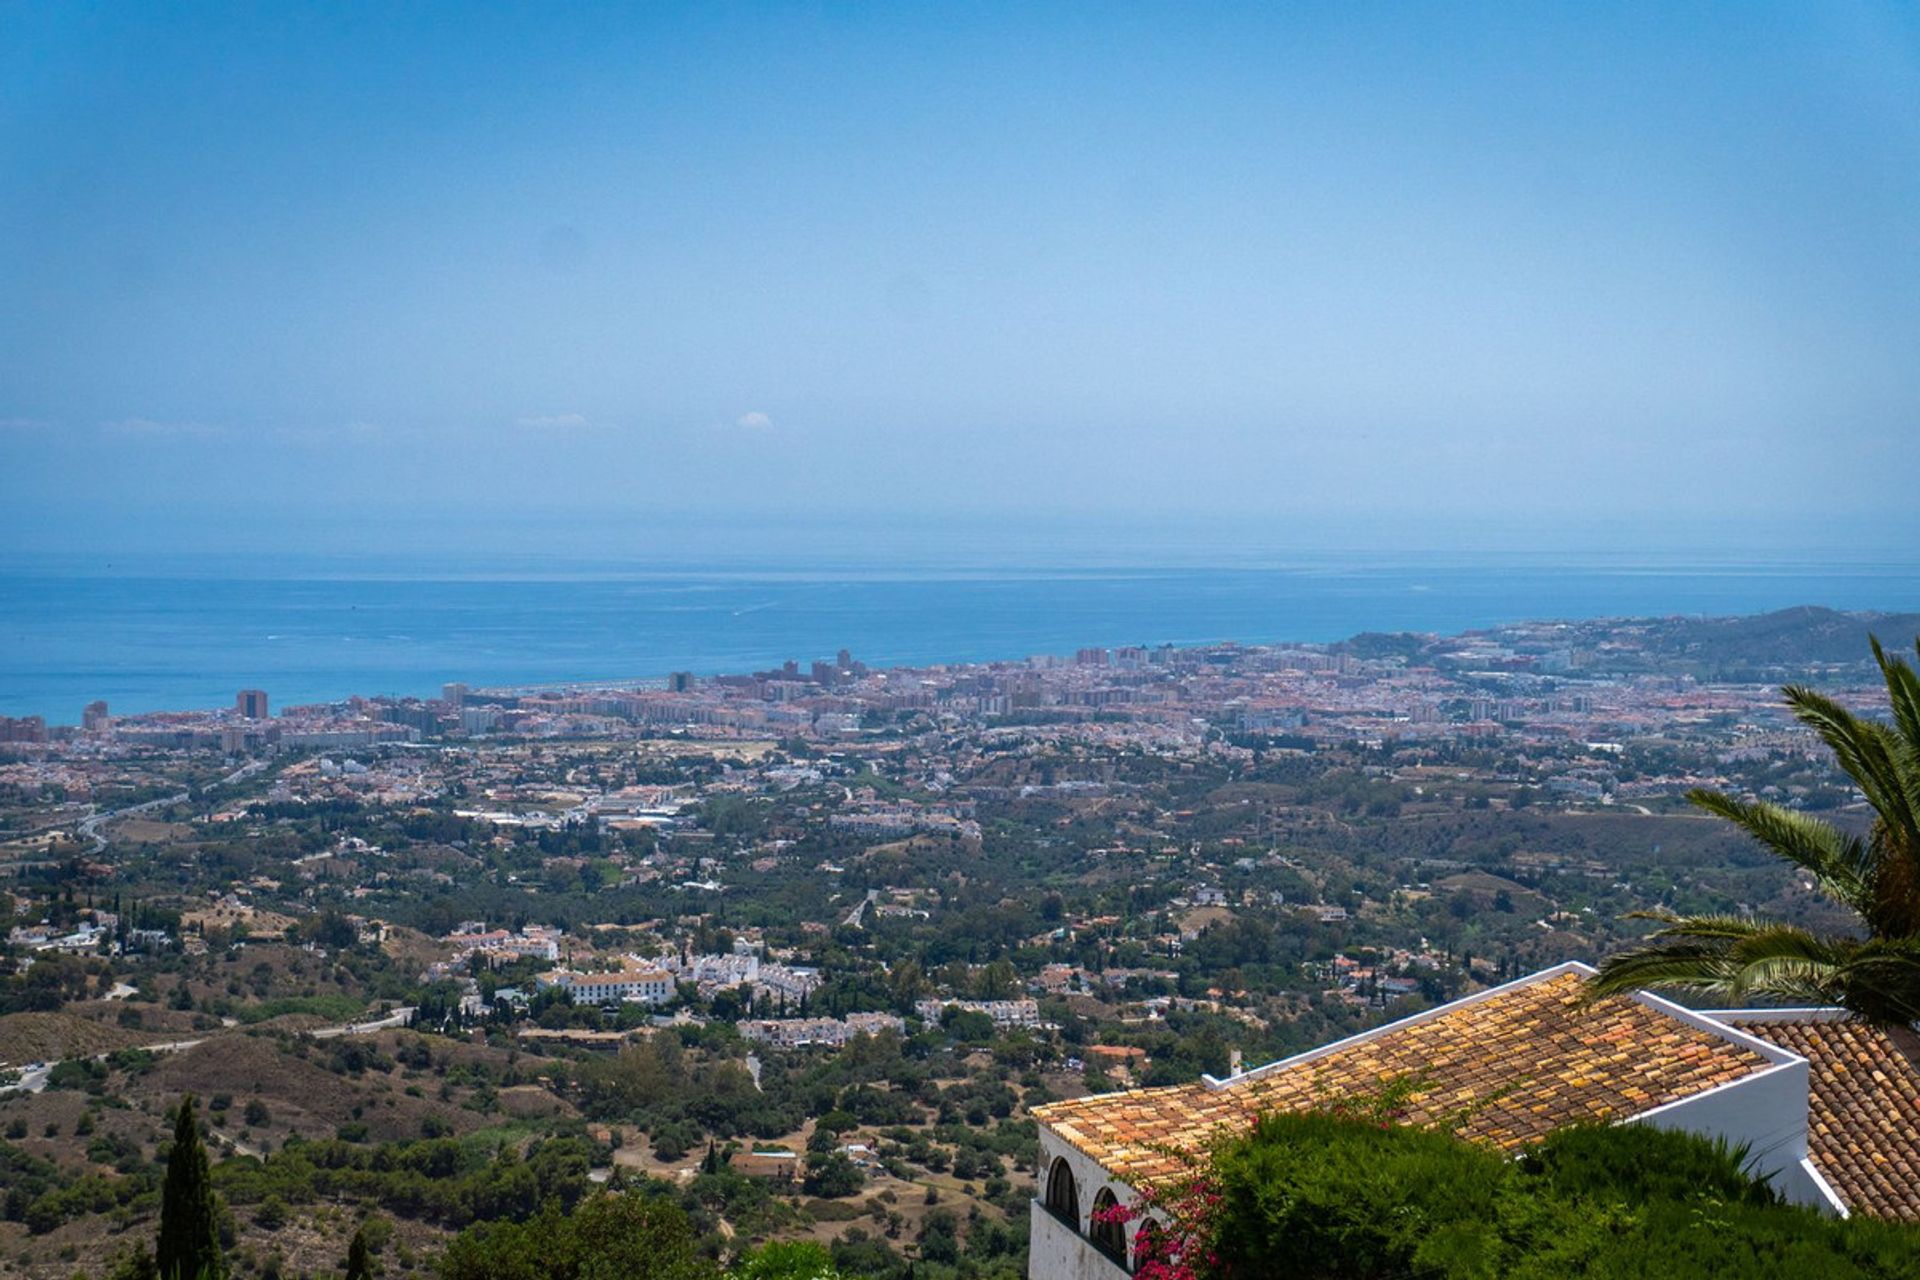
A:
[{"xmin": 3, "ymin": 554, "xmax": 1918, "ymax": 721}]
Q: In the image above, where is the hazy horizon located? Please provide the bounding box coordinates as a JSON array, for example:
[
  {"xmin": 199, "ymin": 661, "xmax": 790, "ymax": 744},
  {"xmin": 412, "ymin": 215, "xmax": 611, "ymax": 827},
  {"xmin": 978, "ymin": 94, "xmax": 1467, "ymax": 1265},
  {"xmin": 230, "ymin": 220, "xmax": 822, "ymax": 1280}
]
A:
[
  {"xmin": 5, "ymin": 3, "xmax": 1919, "ymax": 560},
  {"xmin": 8, "ymin": 557, "xmax": 1920, "ymax": 724},
  {"xmin": 4, "ymin": 511, "xmax": 1920, "ymax": 574}
]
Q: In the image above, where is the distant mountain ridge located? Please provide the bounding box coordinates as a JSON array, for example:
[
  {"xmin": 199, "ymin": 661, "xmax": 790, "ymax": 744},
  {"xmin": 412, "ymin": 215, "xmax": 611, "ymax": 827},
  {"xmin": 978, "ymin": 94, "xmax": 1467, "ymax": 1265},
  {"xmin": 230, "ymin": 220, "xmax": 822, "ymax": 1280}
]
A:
[
  {"xmin": 1340, "ymin": 606, "xmax": 1920, "ymax": 677},
  {"xmin": 1637, "ymin": 606, "xmax": 1920, "ymax": 666}
]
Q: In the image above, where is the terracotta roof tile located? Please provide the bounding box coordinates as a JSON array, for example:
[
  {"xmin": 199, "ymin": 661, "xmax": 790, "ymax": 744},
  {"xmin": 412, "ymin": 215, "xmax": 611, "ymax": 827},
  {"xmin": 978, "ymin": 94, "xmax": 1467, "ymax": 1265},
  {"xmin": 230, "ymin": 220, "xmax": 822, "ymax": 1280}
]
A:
[
  {"xmin": 1734, "ymin": 1016, "xmax": 1920, "ymax": 1222},
  {"xmin": 1035, "ymin": 971, "xmax": 1771, "ymax": 1184}
]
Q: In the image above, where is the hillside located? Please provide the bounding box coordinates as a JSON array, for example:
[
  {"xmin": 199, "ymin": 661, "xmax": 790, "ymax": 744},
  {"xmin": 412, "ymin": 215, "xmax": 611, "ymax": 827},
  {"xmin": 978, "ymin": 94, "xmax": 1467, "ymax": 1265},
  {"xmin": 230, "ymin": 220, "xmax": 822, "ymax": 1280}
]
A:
[
  {"xmin": 1637, "ymin": 606, "xmax": 1920, "ymax": 670},
  {"xmin": 0, "ymin": 1011, "xmax": 163, "ymax": 1063}
]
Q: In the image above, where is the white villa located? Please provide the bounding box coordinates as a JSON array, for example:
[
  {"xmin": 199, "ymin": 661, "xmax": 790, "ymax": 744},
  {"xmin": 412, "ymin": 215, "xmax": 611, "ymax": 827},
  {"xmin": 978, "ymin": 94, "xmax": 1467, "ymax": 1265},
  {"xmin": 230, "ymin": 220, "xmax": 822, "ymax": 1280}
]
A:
[
  {"xmin": 536, "ymin": 965, "xmax": 675, "ymax": 1006},
  {"xmin": 1029, "ymin": 962, "xmax": 1920, "ymax": 1280}
]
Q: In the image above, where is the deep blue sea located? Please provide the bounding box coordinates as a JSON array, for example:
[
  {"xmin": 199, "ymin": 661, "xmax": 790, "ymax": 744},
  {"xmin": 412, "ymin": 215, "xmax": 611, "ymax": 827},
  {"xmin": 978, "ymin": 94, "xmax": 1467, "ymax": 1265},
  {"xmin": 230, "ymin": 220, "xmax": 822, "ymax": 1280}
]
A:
[{"xmin": 4, "ymin": 553, "xmax": 1919, "ymax": 723}]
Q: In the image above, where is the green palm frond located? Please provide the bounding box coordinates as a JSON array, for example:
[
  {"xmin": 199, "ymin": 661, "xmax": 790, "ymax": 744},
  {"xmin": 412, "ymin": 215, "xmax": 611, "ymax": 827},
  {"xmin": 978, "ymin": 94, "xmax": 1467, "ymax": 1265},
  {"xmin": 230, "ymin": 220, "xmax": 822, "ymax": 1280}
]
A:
[
  {"xmin": 1870, "ymin": 635, "xmax": 1920, "ymax": 762},
  {"xmin": 1864, "ymin": 825, "xmax": 1920, "ymax": 941},
  {"xmin": 1589, "ymin": 921, "xmax": 1844, "ymax": 1004},
  {"xmin": 1832, "ymin": 935, "xmax": 1920, "ymax": 1026},
  {"xmin": 1591, "ymin": 916, "xmax": 1920, "ymax": 1023},
  {"xmin": 1591, "ymin": 637, "xmax": 1920, "ymax": 1028},
  {"xmin": 1717, "ymin": 924, "xmax": 1849, "ymax": 1002},
  {"xmin": 1616, "ymin": 911, "xmax": 1775, "ymax": 940},
  {"xmin": 1585, "ymin": 941, "xmax": 1748, "ymax": 1000},
  {"xmin": 1684, "ymin": 790, "xmax": 1869, "ymax": 910},
  {"xmin": 1871, "ymin": 639, "xmax": 1920, "ymax": 893},
  {"xmin": 1783, "ymin": 685, "xmax": 1918, "ymax": 837}
]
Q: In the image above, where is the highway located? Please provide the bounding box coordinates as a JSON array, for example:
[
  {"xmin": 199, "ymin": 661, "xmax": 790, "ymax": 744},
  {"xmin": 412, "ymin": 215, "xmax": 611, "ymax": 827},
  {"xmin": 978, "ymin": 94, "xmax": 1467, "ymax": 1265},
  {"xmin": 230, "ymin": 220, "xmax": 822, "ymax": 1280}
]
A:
[
  {"xmin": 77, "ymin": 792, "xmax": 188, "ymax": 851},
  {"xmin": 75, "ymin": 758, "xmax": 270, "ymax": 851}
]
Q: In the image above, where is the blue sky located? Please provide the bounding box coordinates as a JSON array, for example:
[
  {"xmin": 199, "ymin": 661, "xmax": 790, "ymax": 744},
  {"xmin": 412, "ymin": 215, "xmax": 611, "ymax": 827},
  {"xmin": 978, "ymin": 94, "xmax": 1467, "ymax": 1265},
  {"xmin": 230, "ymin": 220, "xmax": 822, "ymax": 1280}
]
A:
[{"xmin": 2, "ymin": 3, "xmax": 1916, "ymax": 561}]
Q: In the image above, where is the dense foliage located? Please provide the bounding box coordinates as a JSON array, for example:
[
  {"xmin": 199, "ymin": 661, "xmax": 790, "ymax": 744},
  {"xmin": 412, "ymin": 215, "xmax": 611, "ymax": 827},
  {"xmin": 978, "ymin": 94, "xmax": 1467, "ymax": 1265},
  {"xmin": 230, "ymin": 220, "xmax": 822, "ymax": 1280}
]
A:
[
  {"xmin": 1185, "ymin": 1114, "xmax": 1920, "ymax": 1279},
  {"xmin": 437, "ymin": 1192, "xmax": 718, "ymax": 1280},
  {"xmin": 214, "ymin": 1134, "xmax": 599, "ymax": 1225}
]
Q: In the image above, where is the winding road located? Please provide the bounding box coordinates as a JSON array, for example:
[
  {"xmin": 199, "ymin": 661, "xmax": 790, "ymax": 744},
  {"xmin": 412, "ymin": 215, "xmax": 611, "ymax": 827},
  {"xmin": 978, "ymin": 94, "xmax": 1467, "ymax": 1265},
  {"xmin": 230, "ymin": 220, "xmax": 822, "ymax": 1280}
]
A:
[
  {"xmin": 76, "ymin": 759, "xmax": 270, "ymax": 851},
  {"xmin": 76, "ymin": 792, "xmax": 188, "ymax": 851},
  {"xmin": 0, "ymin": 1006, "xmax": 416, "ymax": 1093}
]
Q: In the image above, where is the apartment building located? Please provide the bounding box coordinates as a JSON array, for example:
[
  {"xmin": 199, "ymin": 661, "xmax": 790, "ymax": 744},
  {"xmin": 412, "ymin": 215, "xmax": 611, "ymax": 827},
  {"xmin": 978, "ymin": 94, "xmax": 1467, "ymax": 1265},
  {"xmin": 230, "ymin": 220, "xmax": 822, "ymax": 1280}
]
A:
[
  {"xmin": 737, "ymin": 1011, "xmax": 905, "ymax": 1048},
  {"xmin": 537, "ymin": 965, "xmax": 675, "ymax": 1006},
  {"xmin": 915, "ymin": 997, "xmax": 1042, "ymax": 1028}
]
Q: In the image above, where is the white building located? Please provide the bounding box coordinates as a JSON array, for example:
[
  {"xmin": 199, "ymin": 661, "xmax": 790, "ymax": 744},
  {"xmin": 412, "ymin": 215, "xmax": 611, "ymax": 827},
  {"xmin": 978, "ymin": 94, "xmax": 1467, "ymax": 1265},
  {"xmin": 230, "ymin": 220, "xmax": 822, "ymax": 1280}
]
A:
[
  {"xmin": 915, "ymin": 997, "xmax": 1042, "ymax": 1028},
  {"xmin": 445, "ymin": 925, "xmax": 560, "ymax": 963},
  {"xmin": 756, "ymin": 962, "xmax": 822, "ymax": 1003},
  {"xmin": 1028, "ymin": 963, "xmax": 1920, "ymax": 1280},
  {"xmin": 737, "ymin": 1011, "xmax": 904, "ymax": 1048},
  {"xmin": 538, "ymin": 966, "xmax": 675, "ymax": 1006}
]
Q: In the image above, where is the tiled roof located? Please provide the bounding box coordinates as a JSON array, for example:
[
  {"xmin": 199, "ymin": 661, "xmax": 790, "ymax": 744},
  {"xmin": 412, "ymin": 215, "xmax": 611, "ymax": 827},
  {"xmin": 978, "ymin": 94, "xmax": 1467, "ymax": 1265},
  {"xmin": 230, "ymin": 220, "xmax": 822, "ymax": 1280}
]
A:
[
  {"xmin": 1034, "ymin": 970, "xmax": 1772, "ymax": 1184},
  {"xmin": 1734, "ymin": 1016, "xmax": 1920, "ymax": 1221}
]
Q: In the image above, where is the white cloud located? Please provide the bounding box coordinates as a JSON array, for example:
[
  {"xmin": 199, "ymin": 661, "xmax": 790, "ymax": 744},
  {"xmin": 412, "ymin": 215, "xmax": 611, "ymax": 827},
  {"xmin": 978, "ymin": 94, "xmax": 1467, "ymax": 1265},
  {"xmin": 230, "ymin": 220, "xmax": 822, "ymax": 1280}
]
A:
[
  {"xmin": 0, "ymin": 416, "xmax": 49, "ymax": 431},
  {"xmin": 735, "ymin": 411, "xmax": 774, "ymax": 429},
  {"xmin": 102, "ymin": 418, "xmax": 229, "ymax": 440},
  {"xmin": 516, "ymin": 412, "xmax": 589, "ymax": 430}
]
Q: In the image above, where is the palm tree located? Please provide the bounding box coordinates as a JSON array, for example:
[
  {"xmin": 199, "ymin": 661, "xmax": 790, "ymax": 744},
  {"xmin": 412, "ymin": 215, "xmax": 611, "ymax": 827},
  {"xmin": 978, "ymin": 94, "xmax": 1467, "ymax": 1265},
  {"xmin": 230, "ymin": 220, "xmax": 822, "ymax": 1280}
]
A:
[{"xmin": 1588, "ymin": 637, "xmax": 1920, "ymax": 1026}]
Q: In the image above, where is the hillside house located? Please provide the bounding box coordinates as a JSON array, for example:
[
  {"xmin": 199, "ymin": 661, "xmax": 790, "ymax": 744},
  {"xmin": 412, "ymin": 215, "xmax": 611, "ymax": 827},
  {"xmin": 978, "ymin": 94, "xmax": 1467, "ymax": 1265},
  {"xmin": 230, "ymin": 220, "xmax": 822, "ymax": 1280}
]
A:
[{"xmin": 1029, "ymin": 962, "xmax": 1920, "ymax": 1280}]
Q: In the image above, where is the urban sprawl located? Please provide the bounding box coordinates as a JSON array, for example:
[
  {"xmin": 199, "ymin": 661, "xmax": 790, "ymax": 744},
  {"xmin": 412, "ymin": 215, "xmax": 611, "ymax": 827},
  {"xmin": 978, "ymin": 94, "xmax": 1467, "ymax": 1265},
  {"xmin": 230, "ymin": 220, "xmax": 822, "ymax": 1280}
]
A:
[{"xmin": 0, "ymin": 606, "xmax": 1907, "ymax": 1280}]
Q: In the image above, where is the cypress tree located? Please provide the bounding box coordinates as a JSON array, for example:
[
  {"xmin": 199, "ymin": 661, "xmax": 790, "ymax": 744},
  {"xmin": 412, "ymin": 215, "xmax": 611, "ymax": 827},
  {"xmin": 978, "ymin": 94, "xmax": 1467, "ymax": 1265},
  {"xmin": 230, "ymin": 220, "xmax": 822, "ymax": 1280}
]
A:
[
  {"xmin": 156, "ymin": 1095, "xmax": 225, "ymax": 1280},
  {"xmin": 344, "ymin": 1226, "xmax": 372, "ymax": 1280}
]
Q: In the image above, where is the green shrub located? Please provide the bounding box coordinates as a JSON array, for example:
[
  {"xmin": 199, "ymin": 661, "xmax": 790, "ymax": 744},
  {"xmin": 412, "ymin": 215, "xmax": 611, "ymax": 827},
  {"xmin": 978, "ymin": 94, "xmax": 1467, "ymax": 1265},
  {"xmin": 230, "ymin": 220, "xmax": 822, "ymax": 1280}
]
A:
[
  {"xmin": 801, "ymin": 1152, "xmax": 862, "ymax": 1199},
  {"xmin": 236, "ymin": 995, "xmax": 365, "ymax": 1025},
  {"xmin": 1198, "ymin": 1114, "xmax": 1920, "ymax": 1280},
  {"xmin": 46, "ymin": 1059, "xmax": 107, "ymax": 1091},
  {"xmin": 1210, "ymin": 1112, "xmax": 1505, "ymax": 1280},
  {"xmin": 729, "ymin": 1241, "xmax": 841, "ymax": 1280},
  {"xmin": 1516, "ymin": 1122, "xmax": 1774, "ymax": 1207},
  {"xmin": 437, "ymin": 1193, "xmax": 718, "ymax": 1280}
]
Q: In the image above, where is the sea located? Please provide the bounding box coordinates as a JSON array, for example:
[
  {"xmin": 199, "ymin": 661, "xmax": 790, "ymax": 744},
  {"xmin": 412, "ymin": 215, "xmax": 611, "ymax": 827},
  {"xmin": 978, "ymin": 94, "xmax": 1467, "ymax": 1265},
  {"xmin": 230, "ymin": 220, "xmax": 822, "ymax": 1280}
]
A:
[{"xmin": 4, "ymin": 550, "xmax": 1919, "ymax": 723}]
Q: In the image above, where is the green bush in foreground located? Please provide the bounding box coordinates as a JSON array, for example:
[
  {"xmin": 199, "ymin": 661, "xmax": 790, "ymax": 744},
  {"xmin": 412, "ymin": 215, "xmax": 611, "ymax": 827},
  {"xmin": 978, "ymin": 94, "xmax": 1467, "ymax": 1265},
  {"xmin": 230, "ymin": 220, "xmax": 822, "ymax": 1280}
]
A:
[
  {"xmin": 1196, "ymin": 1114, "xmax": 1920, "ymax": 1280},
  {"xmin": 438, "ymin": 1192, "xmax": 719, "ymax": 1280}
]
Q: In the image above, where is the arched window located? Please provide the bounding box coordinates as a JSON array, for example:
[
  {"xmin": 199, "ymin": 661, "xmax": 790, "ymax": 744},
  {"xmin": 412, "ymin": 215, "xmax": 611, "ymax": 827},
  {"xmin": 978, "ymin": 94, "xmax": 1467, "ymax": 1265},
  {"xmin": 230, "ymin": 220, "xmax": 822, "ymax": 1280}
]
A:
[
  {"xmin": 1090, "ymin": 1188, "xmax": 1127, "ymax": 1262},
  {"xmin": 1045, "ymin": 1157, "xmax": 1080, "ymax": 1224},
  {"xmin": 1133, "ymin": 1218, "xmax": 1165, "ymax": 1273}
]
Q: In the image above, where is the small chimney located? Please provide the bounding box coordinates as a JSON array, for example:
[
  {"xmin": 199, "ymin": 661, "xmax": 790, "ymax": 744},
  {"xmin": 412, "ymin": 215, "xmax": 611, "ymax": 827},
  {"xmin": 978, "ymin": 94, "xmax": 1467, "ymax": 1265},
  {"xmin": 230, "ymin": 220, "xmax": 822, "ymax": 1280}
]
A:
[{"xmin": 1229, "ymin": 1048, "xmax": 1245, "ymax": 1077}]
